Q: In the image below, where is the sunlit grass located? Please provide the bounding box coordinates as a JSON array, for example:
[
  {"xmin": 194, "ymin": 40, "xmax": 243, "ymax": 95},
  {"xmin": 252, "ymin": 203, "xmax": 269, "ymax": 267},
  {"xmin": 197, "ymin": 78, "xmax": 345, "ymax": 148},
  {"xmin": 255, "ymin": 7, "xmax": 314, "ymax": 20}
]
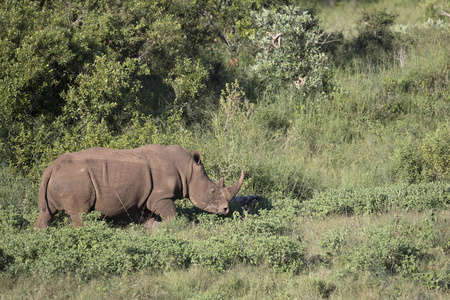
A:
[
  {"xmin": 318, "ymin": 0, "xmax": 423, "ymax": 37},
  {"xmin": 1, "ymin": 210, "xmax": 448, "ymax": 299}
]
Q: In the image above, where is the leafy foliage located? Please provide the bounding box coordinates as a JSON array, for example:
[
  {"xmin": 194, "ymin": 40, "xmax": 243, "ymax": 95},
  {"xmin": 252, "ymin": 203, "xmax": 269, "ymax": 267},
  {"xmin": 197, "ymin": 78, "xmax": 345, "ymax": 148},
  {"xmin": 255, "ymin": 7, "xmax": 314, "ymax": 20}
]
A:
[
  {"xmin": 302, "ymin": 182, "xmax": 450, "ymax": 218},
  {"xmin": 1, "ymin": 215, "xmax": 194, "ymax": 279},
  {"xmin": 252, "ymin": 6, "xmax": 331, "ymax": 93},
  {"xmin": 333, "ymin": 8, "xmax": 401, "ymax": 66},
  {"xmin": 351, "ymin": 221, "xmax": 422, "ymax": 277},
  {"xmin": 320, "ymin": 228, "xmax": 348, "ymax": 257},
  {"xmin": 354, "ymin": 9, "xmax": 399, "ymax": 55},
  {"xmin": 419, "ymin": 0, "xmax": 450, "ymax": 21},
  {"xmin": 0, "ymin": 210, "xmax": 305, "ymax": 278},
  {"xmin": 393, "ymin": 122, "xmax": 450, "ymax": 183},
  {"xmin": 0, "ymin": 0, "xmax": 211, "ymax": 176},
  {"xmin": 421, "ymin": 123, "xmax": 450, "ymax": 181}
]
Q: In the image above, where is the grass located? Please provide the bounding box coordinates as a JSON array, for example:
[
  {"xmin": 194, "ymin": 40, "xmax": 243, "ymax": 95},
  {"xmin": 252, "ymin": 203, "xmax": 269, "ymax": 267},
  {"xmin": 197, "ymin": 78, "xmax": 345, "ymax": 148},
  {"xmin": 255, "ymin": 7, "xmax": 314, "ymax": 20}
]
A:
[
  {"xmin": 0, "ymin": 210, "xmax": 448, "ymax": 299},
  {"xmin": 318, "ymin": 0, "xmax": 423, "ymax": 37}
]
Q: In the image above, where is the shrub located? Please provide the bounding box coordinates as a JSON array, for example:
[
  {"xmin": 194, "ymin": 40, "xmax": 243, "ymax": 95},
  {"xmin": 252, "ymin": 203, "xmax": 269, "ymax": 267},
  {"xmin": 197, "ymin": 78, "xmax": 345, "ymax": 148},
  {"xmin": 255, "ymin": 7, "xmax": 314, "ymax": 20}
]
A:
[
  {"xmin": 0, "ymin": 208, "xmax": 29, "ymax": 235},
  {"xmin": 392, "ymin": 122, "xmax": 450, "ymax": 183},
  {"xmin": 0, "ymin": 0, "xmax": 209, "ymax": 177},
  {"xmin": 352, "ymin": 9, "xmax": 399, "ymax": 64},
  {"xmin": 0, "ymin": 248, "xmax": 8, "ymax": 272},
  {"xmin": 302, "ymin": 181, "xmax": 450, "ymax": 218},
  {"xmin": 351, "ymin": 222, "xmax": 422, "ymax": 277},
  {"xmin": 251, "ymin": 235, "xmax": 305, "ymax": 273},
  {"xmin": 392, "ymin": 135, "xmax": 428, "ymax": 183},
  {"xmin": 419, "ymin": 0, "xmax": 450, "ymax": 21},
  {"xmin": 0, "ymin": 165, "xmax": 38, "ymax": 210},
  {"xmin": 421, "ymin": 123, "xmax": 450, "ymax": 181},
  {"xmin": 252, "ymin": 6, "xmax": 331, "ymax": 93},
  {"xmin": 213, "ymin": 80, "xmax": 254, "ymax": 136},
  {"xmin": 193, "ymin": 235, "xmax": 246, "ymax": 272},
  {"xmin": 236, "ymin": 210, "xmax": 291, "ymax": 236},
  {"xmin": 320, "ymin": 228, "xmax": 348, "ymax": 257},
  {"xmin": 166, "ymin": 57, "xmax": 209, "ymax": 123},
  {"xmin": 421, "ymin": 270, "xmax": 450, "ymax": 291},
  {"xmin": 191, "ymin": 211, "xmax": 305, "ymax": 273},
  {"xmin": 0, "ymin": 214, "xmax": 195, "ymax": 279},
  {"xmin": 0, "ymin": 207, "xmax": 307, "ymax": 278}
]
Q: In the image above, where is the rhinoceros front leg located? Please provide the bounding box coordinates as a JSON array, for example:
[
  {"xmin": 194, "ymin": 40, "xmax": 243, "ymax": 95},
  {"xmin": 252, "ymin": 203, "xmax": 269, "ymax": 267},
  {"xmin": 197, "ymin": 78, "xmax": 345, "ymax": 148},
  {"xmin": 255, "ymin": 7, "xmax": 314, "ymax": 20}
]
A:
[
  {"xmin": 143, "ymin": 217, "xmax": 160, "ymax": 229},
  {"xmin": 151, "ymin": 199, "xmax": 177, "ymax": 221}
]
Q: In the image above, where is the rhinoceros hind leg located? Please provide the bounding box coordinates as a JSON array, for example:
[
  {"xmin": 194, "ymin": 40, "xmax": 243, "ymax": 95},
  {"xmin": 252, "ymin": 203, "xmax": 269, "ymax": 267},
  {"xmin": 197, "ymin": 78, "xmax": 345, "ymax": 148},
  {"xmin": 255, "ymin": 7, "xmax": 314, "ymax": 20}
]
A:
[
  {"xmin": 35, "ymin": 211, "xmax": 53, "ymax": 230},
  {"xmin": 70, "ymin": 213, "xmax": 85, "ymax": 228}
]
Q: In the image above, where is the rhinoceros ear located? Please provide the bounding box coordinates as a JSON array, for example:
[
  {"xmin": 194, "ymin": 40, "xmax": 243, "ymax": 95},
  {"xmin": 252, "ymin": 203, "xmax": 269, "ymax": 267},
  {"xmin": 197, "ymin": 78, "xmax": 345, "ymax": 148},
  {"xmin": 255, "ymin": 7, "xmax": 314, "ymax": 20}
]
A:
[{"xmin": 192, "ymin": 151, "xmax": 202, "ymax": 165}]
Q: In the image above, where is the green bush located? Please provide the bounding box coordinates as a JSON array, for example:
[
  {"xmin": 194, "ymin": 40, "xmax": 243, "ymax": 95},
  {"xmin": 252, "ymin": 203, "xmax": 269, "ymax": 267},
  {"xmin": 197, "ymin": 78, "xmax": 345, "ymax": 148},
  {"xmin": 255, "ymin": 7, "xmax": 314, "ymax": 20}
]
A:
[
  {"xmin": 320, "ymin": 228, "xmax": 348, "ymax": 257},
  {"xmin": 0, "ymin": 0, "xmax": 215, "ymax": 176},
  {"xmin": 1, "ymin": 215, "xmax": 194, "ymax": 279},
  {"xmin": 0, "ymin": 165, "xmax": 38, "ymax": 210},
  {"xmin": 193, "ymin": 235, "xmax": 246, "ymax": 272},
  {"xmin": 421, "ymin": 270, "xmax": 450, "ymax": 291},
  {"xmin": 419, "ymin": 0, "xmax": 450, "ymax": 21},
  {"xmin": 252, "ymin": 6, "xmax": 331, "ymax": 93},
  {"xmin": 351, "ymin": 222, "xmax": 422, "ymax": 277},
  {"xmin": 0, "ymin": 208, "xmax": 30, "ymax": 235},
  {"xmin": 392, "ymin": 136, "xmax": 428, "ymax": 183},
  {"xmin": 392, "ymin": 123, "xmax": 450, "ymax": 183},
  {"xmin": 166, "ymin": 57, "xmax": 210, "ymax": 123},
  {"xmin": 251, "ymin": 235, "xmax": 305, "ymax": 273},
  {"xmin": 302, "ymin": 181, "xmax": 450, "ymax": 218},
  {"xmin": 0, "ymin": 247, "xmax": 8, "ymax": 272},
  {"xmin": 191, "ymin": 212, "xmax": 305, "ymax": 273},
  {"xmin": 0, "ymin": 208, "xmax": 307, "ymax": 278},
  {"xmin": 236, "ymin": 210, "xmax": 291, "ymax": 236},
  {"xmin": 421, "ymin": 123, "xmax": 450, "ymax": 181},
  {"xmin": 352, "ymin": 9, "xmax": 399, "ymax": 63},
  {"xmin": 201, "ymin": 226, "xmax": 304, "ymax": 273}
]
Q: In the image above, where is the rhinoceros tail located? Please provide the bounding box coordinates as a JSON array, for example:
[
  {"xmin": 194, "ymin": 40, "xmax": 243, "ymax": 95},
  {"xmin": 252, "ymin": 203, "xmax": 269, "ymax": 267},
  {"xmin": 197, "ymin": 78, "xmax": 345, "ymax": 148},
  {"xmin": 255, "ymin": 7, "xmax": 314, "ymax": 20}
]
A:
[
  {"xmin": 39, "ymin": 167, "xmax": 52, "ymax": 208},
  {"xmin": 35, "ymin": 167, "xmax": 54, "ymax": 229}
]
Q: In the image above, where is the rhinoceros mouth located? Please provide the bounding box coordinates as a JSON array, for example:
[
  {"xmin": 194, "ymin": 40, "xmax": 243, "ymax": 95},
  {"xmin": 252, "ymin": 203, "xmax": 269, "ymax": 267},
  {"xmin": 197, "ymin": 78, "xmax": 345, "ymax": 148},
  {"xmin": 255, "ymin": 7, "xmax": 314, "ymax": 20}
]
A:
[{"xmin": 202, "ymin": 203, "xmax": 230, "ymax": 215}]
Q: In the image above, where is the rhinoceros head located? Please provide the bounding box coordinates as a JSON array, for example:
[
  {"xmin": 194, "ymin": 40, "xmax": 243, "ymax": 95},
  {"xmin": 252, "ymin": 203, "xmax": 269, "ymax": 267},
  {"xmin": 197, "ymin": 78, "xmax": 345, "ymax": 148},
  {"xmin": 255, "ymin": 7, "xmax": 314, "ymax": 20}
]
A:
[{"xmin": 188, "ymin": 151, "xmax": 244, "ymax": 215}]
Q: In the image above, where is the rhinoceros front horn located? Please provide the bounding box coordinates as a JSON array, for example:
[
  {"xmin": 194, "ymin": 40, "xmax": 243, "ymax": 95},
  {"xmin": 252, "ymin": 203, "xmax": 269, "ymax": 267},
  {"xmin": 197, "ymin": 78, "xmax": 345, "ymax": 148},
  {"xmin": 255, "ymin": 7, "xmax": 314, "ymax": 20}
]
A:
[{"xmin": 225, "ymin": 170, "xmax": 244, "ymax": 202}]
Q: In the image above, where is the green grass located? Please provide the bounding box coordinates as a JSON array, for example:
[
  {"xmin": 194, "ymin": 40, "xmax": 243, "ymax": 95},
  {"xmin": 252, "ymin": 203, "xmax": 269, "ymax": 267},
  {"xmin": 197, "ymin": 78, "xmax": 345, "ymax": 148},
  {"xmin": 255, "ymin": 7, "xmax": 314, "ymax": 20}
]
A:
[
  {"xmin": 318, "ymin": 0, "xmax": 423, "ymax": 37},
  {"xmin": 1, "ymin": 210, "xmax": 448, "ymax": 299}
]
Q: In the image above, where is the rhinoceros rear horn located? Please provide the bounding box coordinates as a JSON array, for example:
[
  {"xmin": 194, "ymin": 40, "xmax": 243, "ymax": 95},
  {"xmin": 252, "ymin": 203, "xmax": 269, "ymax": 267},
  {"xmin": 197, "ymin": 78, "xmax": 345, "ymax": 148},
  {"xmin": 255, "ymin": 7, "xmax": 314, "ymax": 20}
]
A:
[{"xmin": 225, "ymin": 170, "xmax": 244, "ymax": 202}]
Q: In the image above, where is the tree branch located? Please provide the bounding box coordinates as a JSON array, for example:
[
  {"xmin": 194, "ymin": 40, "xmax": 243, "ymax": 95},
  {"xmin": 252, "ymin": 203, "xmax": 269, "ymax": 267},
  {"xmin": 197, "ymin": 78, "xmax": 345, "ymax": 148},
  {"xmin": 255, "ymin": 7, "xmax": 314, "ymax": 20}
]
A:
[{"xmin": 436, "ymin": 7, "xmax": 450, "ymax": 18}]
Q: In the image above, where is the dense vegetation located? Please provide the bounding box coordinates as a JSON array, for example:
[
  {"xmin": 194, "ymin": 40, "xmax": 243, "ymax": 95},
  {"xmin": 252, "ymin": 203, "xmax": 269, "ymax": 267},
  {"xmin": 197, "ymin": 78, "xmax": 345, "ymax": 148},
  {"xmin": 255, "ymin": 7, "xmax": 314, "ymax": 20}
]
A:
[{"xmin": 1, "ymin": 0, "xmax": 449, "ymax": 298}]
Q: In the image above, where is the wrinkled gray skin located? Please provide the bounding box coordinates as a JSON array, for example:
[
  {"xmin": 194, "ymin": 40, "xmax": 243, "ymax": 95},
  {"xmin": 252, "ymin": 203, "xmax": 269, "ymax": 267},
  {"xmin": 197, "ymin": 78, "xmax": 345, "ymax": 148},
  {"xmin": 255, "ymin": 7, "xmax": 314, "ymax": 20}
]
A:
[{"xmin": 35, "ymin": 145, "xmax": 244, "ymax": 229}]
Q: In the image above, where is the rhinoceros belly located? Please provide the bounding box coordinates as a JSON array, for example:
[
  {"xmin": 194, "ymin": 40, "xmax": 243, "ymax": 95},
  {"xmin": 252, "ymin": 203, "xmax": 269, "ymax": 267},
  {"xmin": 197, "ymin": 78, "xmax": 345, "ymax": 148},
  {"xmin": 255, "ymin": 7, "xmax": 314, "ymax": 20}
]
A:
[
  {"xmin": 49, "ymin": 157, "xmax": 152, "ymax": 217},
  {"xmin": 87, "ymin": 159, "xmax": 152, "ymax": 216}
]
